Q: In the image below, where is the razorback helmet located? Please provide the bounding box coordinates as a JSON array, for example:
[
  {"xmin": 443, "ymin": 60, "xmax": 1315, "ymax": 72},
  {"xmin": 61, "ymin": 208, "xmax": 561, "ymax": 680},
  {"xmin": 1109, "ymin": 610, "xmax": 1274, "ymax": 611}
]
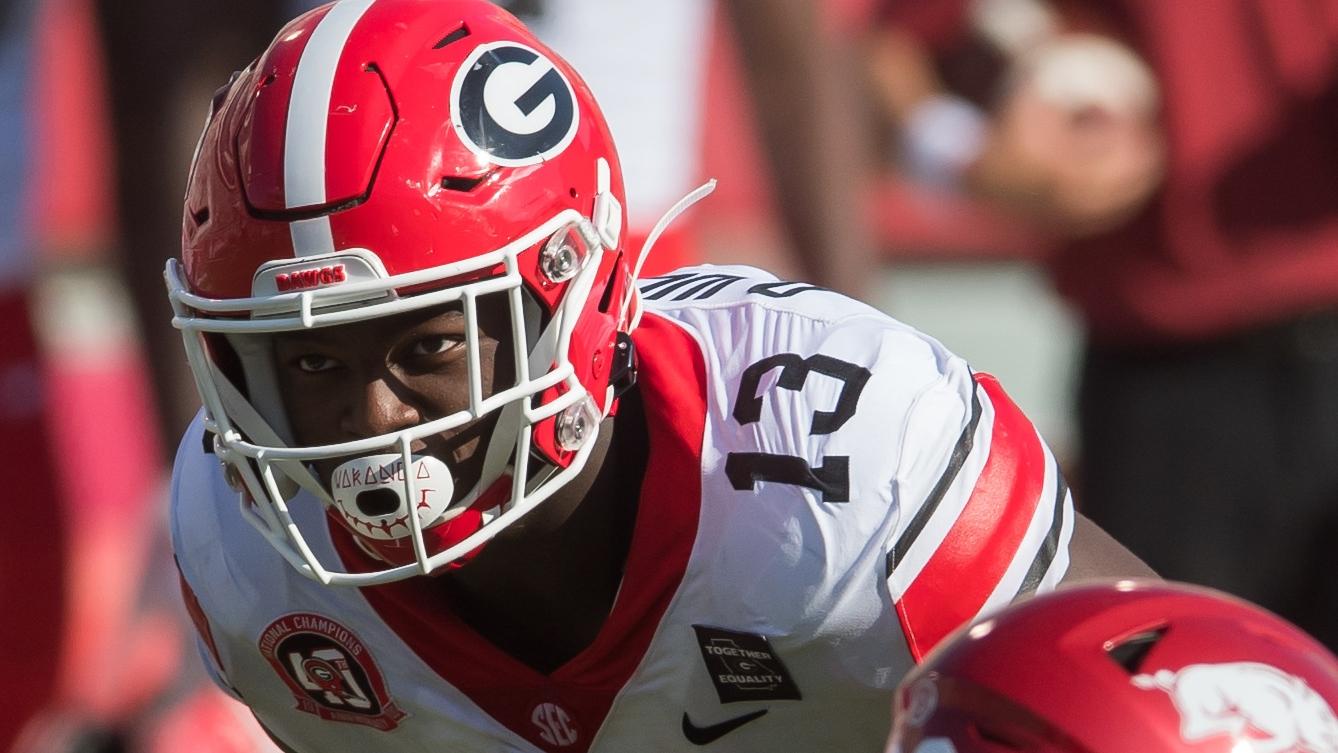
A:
[
  {"xmin": 888, "ymin": 581, "xmax": 1338, "ymax": 753},
  {"xmin": 166, "ymin": 0, "xmax": 681, "ymax": 586}
]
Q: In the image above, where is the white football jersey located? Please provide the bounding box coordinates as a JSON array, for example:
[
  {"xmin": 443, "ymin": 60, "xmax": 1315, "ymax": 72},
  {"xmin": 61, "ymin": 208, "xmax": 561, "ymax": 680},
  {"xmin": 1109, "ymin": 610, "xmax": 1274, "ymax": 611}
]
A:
[{"xmin": 172, "ymin": 265, "xmax": 1073, "ymax": 753}]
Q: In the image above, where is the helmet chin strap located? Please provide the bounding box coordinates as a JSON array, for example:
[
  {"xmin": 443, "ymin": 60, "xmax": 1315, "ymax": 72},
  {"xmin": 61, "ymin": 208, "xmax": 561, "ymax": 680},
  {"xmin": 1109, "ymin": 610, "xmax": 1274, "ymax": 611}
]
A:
[{"xmin": 618, "ymin": 178, "xmax": 718, "ymax": 332}]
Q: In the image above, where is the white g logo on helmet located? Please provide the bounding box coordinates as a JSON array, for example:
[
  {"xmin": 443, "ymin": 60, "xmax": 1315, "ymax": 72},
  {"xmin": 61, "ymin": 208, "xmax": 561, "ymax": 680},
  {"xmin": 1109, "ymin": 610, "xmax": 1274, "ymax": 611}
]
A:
[{"xmin": 451, "ymin": 42, "xmax": 580, "ymax": 166}]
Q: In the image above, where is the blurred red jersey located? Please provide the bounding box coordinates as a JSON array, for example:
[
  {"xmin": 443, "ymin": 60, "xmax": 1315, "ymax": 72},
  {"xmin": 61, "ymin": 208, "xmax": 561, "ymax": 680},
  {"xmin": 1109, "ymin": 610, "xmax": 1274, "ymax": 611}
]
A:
[
  {"xmin": 887, "ymin": 0, "xmax": 1338, "ymax": 344},
  {"xmin": 1053, "ymin": 0, "xmax": 1338, "ymax": 345}
]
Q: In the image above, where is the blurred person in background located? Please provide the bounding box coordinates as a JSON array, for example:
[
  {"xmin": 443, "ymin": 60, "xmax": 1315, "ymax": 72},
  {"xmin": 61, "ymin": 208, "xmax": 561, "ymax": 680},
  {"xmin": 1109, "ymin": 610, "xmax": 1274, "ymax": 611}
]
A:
[
  {"xmin": 0, "ymin": 0, "xmax": 69, "ymax": 747},
  {"xmin": 3, "ymin": 0, "xmax": 178, "ymax": 749},
  {"xmin": 0, "ymin": 0, "xmax": 287, "ymax": 751},
  {"xmin": 866, "ymin": 0, "xmax": 1338, "ymax": 651},
  {"xmin": 94, "ymin": 0, "xmax": 321, "ymax": 450},
  {"xmin": 886, "ymin": 580, "xmax": 1338, "ymax": 753},
  {"xmin": 508, "ymin": 0, "xmax": 875, "ymax": 297}
]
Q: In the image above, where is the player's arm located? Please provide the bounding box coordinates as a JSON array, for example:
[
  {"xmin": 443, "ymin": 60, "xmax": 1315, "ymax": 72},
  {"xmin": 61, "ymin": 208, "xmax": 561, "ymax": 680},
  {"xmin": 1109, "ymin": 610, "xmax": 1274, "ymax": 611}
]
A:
[
  {"xmin": 884, "ymin": 366, "xmax": 1151, "ymax": 660},
  {"xmin": 718, "ymin": 0, "xmax": 876, "ymax": 298},
  {"xmin": 1063, "ymin": 512, "xmax": 1157, "ymax": 582},
  {"xmin": 865, "ymin": 3, "xmax": 1164, "ymax": 238}
]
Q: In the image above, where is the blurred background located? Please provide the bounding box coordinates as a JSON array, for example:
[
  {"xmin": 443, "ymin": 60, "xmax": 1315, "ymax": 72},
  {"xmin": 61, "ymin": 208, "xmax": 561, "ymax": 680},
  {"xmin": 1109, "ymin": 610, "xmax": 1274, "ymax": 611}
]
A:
[{"xmin": 3, "ymin": 0, "xmax": 1336, "ymax": 750}]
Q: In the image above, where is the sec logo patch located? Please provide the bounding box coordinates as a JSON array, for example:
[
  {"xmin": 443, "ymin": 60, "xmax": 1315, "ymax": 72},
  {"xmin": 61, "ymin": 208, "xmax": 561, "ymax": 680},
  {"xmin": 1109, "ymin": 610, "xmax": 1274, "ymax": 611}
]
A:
[
  {"xmin": 530, "ymin": 700, "xmax": 581, "ymax": 748},
  {"xmin": 258, "ymin": 613, "xmax": 407, "ymax": 731}
]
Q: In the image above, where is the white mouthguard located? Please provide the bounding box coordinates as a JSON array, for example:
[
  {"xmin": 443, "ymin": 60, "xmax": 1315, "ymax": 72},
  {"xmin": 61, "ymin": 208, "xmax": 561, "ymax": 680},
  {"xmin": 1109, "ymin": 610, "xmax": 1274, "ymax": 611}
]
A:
[{"xmin": 330, "ymin": 453, "xmax": 456, "ymax": 541}]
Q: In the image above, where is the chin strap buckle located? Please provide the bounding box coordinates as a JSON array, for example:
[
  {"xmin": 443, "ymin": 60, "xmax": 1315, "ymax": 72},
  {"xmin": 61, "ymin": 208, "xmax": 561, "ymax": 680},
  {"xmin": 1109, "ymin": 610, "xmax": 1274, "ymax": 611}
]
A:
[{"xmin": 609, "ymin": 332, "xmax": 638, "ymax": 399}]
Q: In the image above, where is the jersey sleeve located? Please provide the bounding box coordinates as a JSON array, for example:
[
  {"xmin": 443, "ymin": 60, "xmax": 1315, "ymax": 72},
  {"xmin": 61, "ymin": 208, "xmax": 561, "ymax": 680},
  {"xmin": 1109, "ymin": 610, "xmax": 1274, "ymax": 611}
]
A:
[
  {"xmin": 884, "ymin": 366, "xmax": 1075, "ymax": 661},
  {"xmin": 170, "ymin": 413, "xmax": 244, "ymax": 701},
  {"xmin": 177, "ymin": 563, "xmax": 243, "ymax": 700}
]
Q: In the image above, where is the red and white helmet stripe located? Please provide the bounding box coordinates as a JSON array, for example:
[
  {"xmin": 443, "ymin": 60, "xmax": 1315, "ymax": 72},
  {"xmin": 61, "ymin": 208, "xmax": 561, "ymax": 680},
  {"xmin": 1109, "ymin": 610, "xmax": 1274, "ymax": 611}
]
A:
[{"xmin": 284, "ymin": 0, "xmax": 378, "ymax": 256}]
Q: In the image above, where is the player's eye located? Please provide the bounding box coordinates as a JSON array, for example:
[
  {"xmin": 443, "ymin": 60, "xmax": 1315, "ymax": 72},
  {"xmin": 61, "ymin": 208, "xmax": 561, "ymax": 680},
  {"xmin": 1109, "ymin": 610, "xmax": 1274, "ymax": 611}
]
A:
[
  {"xmin": 409, "ymin": 335, "xmax": 463, "ymax": 358},
  {"xmin": 295, "ymin": 354, "xmax": 341, "ymax": 374}
]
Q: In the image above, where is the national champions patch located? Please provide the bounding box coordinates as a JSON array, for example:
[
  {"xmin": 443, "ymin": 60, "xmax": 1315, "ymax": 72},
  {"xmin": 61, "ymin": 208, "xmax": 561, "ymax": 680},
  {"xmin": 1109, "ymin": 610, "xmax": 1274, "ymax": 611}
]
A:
[
  {"xmin": 692, "ymin": 625, "xmax": 802, "ymax": 704},
  {"xmin": 259, "ymin": 613, "xmax": 407, "ymax": 730}
]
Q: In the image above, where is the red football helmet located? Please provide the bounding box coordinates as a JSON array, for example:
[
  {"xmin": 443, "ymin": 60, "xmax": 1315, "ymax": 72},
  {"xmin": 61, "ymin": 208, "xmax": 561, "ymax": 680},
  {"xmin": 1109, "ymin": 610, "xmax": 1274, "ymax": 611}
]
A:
[
  {"xmin": 889, "ymin": 581, "xmax": 1338, "ymax": 753},
  {"xmin": 165, "ymin": 0, "xmax": 684, "ymax": 585}
]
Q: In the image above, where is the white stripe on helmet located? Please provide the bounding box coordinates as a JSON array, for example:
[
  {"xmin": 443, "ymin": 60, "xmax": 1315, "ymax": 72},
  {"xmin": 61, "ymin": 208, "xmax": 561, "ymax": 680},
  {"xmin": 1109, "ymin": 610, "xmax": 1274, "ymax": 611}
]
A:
[{"xmin": 286, "ymin": 0, "xmax": 378, "ymax": 256}]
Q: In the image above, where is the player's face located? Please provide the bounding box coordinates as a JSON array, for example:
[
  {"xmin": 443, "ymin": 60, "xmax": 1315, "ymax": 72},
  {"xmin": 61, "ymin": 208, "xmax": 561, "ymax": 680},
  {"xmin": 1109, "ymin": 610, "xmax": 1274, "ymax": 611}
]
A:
[{"xmin": 272, "ymin": 295, "xmax": 516, "ymax": 501}]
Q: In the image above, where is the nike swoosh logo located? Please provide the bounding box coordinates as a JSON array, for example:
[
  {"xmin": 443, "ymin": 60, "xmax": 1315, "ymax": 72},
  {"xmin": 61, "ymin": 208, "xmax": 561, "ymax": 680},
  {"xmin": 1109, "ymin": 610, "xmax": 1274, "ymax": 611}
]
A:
[{"xmin": 681, "ymin": 709, "xmax": 768, "ymax": 745}]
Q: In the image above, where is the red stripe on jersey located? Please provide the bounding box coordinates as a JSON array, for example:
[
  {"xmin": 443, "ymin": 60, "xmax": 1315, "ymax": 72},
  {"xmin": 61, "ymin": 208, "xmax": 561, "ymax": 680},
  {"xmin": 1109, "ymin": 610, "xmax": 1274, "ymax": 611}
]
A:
[
  {"xmin": 177, "ymin": 565, "xmax": 227, "ymax": 681},
  {"xmin": 895, "ymin": 373, "xmax": 1046, "ymax": 661},
  {"xmin": 235, "ymin": 6, "xmax": 331, "ymax": 214},
  {"xmin": 333, "ymin": 312, "xmax": 706, "ymax": 753}
]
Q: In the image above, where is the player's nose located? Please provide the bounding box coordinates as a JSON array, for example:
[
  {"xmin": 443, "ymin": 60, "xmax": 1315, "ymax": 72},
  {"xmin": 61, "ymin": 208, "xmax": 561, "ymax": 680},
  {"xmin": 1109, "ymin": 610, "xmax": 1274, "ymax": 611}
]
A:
[{"xmin": 340, "ymin": 376, "xmax": 422, "ymax": 439}]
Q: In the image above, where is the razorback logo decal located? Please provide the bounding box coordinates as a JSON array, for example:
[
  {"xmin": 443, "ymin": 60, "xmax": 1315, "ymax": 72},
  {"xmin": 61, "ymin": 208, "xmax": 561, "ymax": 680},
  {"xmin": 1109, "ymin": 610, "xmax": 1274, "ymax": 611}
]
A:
[
  {"xmin": 1134, "ymin": 662, "xmax": 1338, "ymax": 753},
  {"xmin": 259, "ymin": 613, "xmax": 407, "ymax": 731},
  {"xmin": 275, "ymin": 264, "xmax": 347, "ymax": 292}
]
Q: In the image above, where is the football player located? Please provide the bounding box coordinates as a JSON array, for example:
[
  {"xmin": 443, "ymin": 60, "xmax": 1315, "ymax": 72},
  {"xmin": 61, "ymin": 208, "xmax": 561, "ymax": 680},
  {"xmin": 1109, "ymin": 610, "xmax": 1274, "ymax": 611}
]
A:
[
  {"xmin": 166, "ymin": 1, "xmax": 1151, "ymax": 751},
  {"xmin": 888, "ymin": 580, "xmax": 1338, "ymax": 753}
]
